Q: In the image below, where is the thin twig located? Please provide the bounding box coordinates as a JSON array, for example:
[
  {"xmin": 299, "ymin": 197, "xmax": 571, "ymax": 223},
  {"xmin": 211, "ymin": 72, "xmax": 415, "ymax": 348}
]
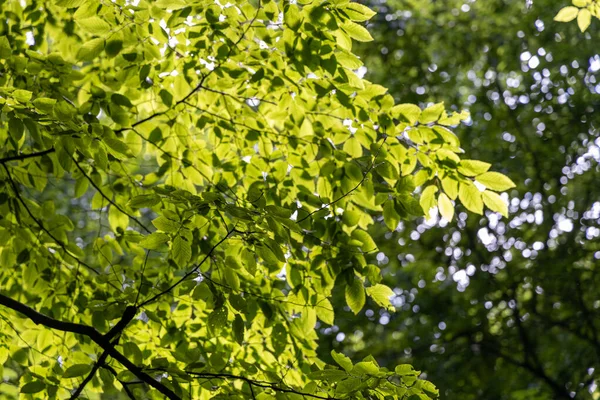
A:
[
  {"xmin": 138, "ymin": 228, "xmax": 236, "ymax": 307},
  {"xmin": 0, "ymin": 148, "xmax": 55, "ymax": 164},
  {"xmin": 71, "ymin": 155, "xmax": 151, "ymax": 233}
]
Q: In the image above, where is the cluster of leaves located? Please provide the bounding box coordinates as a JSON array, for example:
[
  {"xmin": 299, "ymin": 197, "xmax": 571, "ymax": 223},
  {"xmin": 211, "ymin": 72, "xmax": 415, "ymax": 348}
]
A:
[
  {"xmin": 320, "ymin": 0, "xmax": 600, "ymax": 399},
  {"xmin": 554, "ymin": 0, "xmax": 599, "ymax": 31},
  {"xmin": 0, "ymin": 0, "xmax": 511, "ymax": 398}
]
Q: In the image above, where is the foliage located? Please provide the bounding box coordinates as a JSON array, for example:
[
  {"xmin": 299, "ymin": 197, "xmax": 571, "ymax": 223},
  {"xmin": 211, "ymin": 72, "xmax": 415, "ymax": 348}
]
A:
[
  {"xmin": 0, "ymin": 0, "xmax": 514, "ymax": 399},
  {"xmin": 319, "ymin": 0, "xmax": 600, "ymax": 399},
  {"xmin": 554, "ymin": 0, "xmax": 599, "ymax": 32}
]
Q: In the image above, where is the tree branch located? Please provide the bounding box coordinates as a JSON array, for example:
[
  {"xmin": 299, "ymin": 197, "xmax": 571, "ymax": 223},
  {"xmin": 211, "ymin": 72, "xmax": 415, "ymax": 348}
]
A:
[
  {"xmin": 0, "ymin": 293, "xmax": 180, "ymax": 400},
  {"xmin": 69, "ymin": 306, "xmax": 138, "ymax": 398},
  {"xmin": 0, "ymin": 148, "xmax": 55, "ymax": 164},
  {"xmin": 103, "ymin": 364, "xmax": 138, "ymax": 400},
  {"xmin": 71, "ymin": 155, "xmax": 151, "ymax": 233},
  {"xmin": 69, "ymin": 350, "xmax": 110, "ymax": 399},
  {"xmin": 138, "ymin": 228, "xmax": 235, "ymax": 307},
  {"xmin": 1, "ymin": 164, "xmax": 101, "ymax": 275},
  {"xmin": 159, "ymin": 370, "xmax": 338, "ymax": 400},
  {"xmin": 297, "ymin": 136, "xmax": 387, "ymax": 224}
]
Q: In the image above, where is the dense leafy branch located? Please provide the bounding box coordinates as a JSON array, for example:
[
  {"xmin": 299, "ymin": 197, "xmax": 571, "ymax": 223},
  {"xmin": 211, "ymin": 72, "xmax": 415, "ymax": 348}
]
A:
[
  {"xmin": 0, "ymin": 293, "xmax": 178, "ymax": 399},
  {"xmin": 166, "ymin": 370, "xmax": 340, "ymax": 400}
]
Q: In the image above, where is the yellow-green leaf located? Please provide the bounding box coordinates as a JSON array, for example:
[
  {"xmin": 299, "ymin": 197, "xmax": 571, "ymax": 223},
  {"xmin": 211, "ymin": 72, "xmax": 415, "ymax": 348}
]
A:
[
  {"xmin": 341, "ymin": 3, "xmax": 377, "ymax": 22},
  {"xmin": 482, "ymin": 190, "xmax": 509, "ymax": 217},
  {"xmin": 458, "ymin": 160, "xmax": 491, "ymax": 177},
  {"xmin": 438, "ymin": 192, "xmax": 454, "ymax": 222},
  {"xmin": 172, "ymin": 235, "xmax": 192, "ymax": 267},
  {"xmin": 418, "ymin": 102, "xmax": 445, "ymax": 124},
  {"xmin": 341, "ymin": 21, "xmax": 374, "ymax": 42},
  {"xmin": 476, "ymin": 172, "xmax": 516, "ymax": 191},
  {"xmin": 420, "ymin": 185, "xmax": 438, "ymax": 215},
  {"xmin": 441, "ymin": 176, "xmax": 459, "ymax": 200},
  {"xmin": 577, "ymin": 8, "xmax": 592, "ymax": 31},
  {"xmin": 458, "ymin": 181, "xmax": 483, "ymax": 214},
  {"xmin": 77, "ymin": 38, "xmax": 105, "ymax": 61},
  {"xmin": 554, "ymin": 6, "xmax": 579, "ymax": 22},
  {"xmin": 345, "ymin": 279, "xmax": 366, "ymax": 314},
  {"xmin": 391, "ymin": 104, "xmax": 421, "ymax": 125},
  {"xmin": 366, "ymin": 284, "xmax": 395, "ymax": 311}
]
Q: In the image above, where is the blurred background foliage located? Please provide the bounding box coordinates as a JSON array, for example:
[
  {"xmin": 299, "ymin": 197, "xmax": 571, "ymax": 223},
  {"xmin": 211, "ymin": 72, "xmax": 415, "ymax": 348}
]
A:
[{"xmin": 319, "ymin": 0, "xmax": 600, "ymax": 399}]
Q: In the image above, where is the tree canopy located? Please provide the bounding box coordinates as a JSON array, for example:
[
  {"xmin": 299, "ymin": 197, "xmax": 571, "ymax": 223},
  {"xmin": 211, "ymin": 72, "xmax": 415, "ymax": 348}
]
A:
[
  {"xmin": 0, "ymin": 0, "xmax": 516, "ymax": 398},
  {"xmin": 318, "ymin": 1, "xmax": 600, "ymax": 399}
]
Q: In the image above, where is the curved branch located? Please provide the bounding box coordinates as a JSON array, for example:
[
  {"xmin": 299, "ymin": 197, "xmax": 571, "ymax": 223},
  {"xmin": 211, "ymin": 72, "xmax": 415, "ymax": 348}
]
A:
[
  {"xmin": 162, "ymin": 370, "xmax": 339, "ymax": 400},
  {"xmin": 71, "ymin": 155, "xmax": 151, "ymax": 233},
  {"xmin": 297, "ymin": 136, "xmax": 388, "ymax": 224},
  {"xmin": 0, "ymin": 293, "xmax": 180, "ymax": 400},
  {"xmin": 138, "ymin": 228, "xmax": 235, "ymax": 307},
  {"xmin": 1, "ymin": 164, "xmax": 101, "ymax": 275},
  {"xmin": 0, "ymin": 148, "xmax": 55, "ymax": 164}
]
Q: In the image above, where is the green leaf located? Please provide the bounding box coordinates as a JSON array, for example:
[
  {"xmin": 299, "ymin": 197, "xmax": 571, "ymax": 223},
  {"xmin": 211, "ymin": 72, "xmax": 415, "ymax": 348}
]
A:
[
  {"xmin": 316, "ymin": 297, "xmax": 335, "ymax": 325},
  {"xmin": 74, "ymin": 176, "xmax": 89, "ymax": 198},
  {"xmin": 233, "ymin": 314, "xmax": 245, "ymax": 345},
  {"xmin": 20, "ymin": 381, "xmax": 46, "ymax": 394},
  {"xmin": 351, "ymin": 229, "xmax": 377, "ymax": 252},
  {"xmin": 341, "ymin": 21, "xmax": 374, "ymax": 42},
  {"xmin": 383, "ymin": 200, "xmax": 399, "ymax": 230},
  {"xmin": 77, "ymin": 17, "xmax": 111, "ymax": 35},
  {"xmin": 458, "ymin": 182, "xmax": 483, "ymax": 214},
  {"xmin": 554, "ymin": 6, "xmax": 579, "ymax": 22},
  {"xmin": 438, "ymin": 192, "xmax": 454, "ymax": 222},
  {"xmin": 345, "ymin": 278, "xmax": 366, "ymax": 314},
  {"xmin": 111, "ymin": 93, "xmax": 134, "ymax": 108},
  {"xmin": 352, "ymin": 361, "xmax": 379, "ymax": 376},
  {"xmin": 104, "ymin": 137, "xmax": 133, "ymax": 157},
  {"xmin": 366, "ymin": 284, "xmax": 395, "ymax": 310},
  {"xmin": 159, "ymin": 89, "xmax": 173, "ymax": 107},
  {"xmin": 12, "ymin": 89, "xmax": 32, "ymax": 103},
  {"xmin": 577, "ymin": 8, "xmax": 592, "ymax": 31},
  {"xmin": 106, "ymin": 39, "xmax": 124, "ymax": 57},
  {"xmin": 482, "ymin": 190, "xmax": 509, "ymax": 217},
  {"xmin": 418, "ymin": 102, "xmax": 445, "ymax": 124},
  {"xmin": 458, "ymin": 160, "xmax": 491, "ymax": 177},
  {"xmin": 129, "ymin": 194, "xmax": 160, "ymax": 208},
  {"xmin": 77, "ymin": 38, "xmax": 105, "ymax": 61},
  {"xmin": 224, "ymin": 267, "xmax": 240, "ymax": 291},
  {"xmin": 155, "ymin": 0, "xmax": 188, "ymax": 9},
  {"xmin": 395, "ymin": 364, "xmax": 418, "ymax": 376},
  {"xmin": 140, "ymin": 232, "xmax": 170, "ymax": 250},
  {"xmin": 284, "ymin": 4, "xmax": 303, "ymax": 30},
  {"xmin": 172, "ymin": 235, "xmax": 192, "ymax": 267},
  {"xmin": 476, "ymin": 172, "xmax": 516, "ymax": 191},
  {"xmin": 343, "ymin": 137, "xmax": 363, "ymax": 158},
  {"xmin": 341, "ymin": 3, "xmax": 377, "ymax": 21},
  {"xmin": 441, "ymin": 176, "xmax": 459, "ymax": 200},
  {"xmin": 345, "ymin": 162, "xmax": 363, "ymax": 182},
  {"xmin": 8, "ymin": 117, "xmax": 24, "ymax": 141},
  {"xmin": 391, "ymin": 104, "xmax": 421, "ymax": 125},
  {"xmin": 108, "ymin": 205, "xmax": 128, "ymax": 232},
  {"xmin": 419, "ymin": 185, "xmax": 438, "ymax": 215},
  {"xmin": 56, "ymin": 0, "xmax": 87, "ymax": 7},
  {"xmin": 331, "ymin": 350, "xmax": 354, "ymax": 372},
  {"xmin": 63, "ymin": 364, "xmax": 92, "ymax": 378},
  {"xmin": 207, "ymin": 307, "xmax": 228, "ymax": 336},
  {"xmin": 0, "ymin": 36, "xmax": 12, "ymax": 59},
  {"xmin": 33, "ymin": 97, "xmax": 57, "ymax": 113},
  {"xmin": 309, "ymin": 369, "xmax": 349, "ymax": 381},
  {"xmin": 256, "ymin": 243, "xmax": 280, "ymax": 266},
  {"xmin": 152, "ymin": 216, "xmax": 179, "ymax": 232}
]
